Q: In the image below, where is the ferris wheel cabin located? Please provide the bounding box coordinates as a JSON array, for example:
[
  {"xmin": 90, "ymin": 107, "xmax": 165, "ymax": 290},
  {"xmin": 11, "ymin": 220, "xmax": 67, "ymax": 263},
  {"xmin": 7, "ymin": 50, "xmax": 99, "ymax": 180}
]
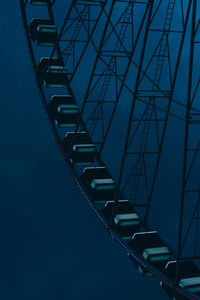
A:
[
  {"xmin": 63, "ymin": 132, "xmax": 97, "ymax": 165},
  {"xmin": 102, "ymin": 200, "xmax": 140, "ymax": 240},
  {"xmin": 38, "ymin": 58, "xmax": 67, "ymax": 88},
  {"xmin": 162, "ymin": 260, "xmax": 200, "ymax": 299},
  {"xmin": 80, "ymin": 167, "xmax": 116, "ymax": 204},
  {"xmin": 48, "ymin": 95, "xmax": 80, "ymax": 128},
  {"xmin": 30, "ymin": 18, "xmax": 57, "ymax": 46},
  {"xmin": 129, "ymin": 231, "xmax": 171, "ymax": 276}
]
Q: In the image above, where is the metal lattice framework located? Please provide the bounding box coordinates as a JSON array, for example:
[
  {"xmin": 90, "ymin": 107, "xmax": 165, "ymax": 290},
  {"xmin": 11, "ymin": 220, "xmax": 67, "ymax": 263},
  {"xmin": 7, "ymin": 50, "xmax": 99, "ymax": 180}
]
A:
[{"xmin": 20, "ymin": 0, "xmax": 200, "ymax": 299}]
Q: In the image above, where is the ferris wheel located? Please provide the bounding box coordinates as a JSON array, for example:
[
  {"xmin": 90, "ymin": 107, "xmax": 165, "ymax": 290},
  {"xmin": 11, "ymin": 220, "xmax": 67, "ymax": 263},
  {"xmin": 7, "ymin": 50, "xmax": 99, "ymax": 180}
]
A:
[{"xmin": 20, "ymin": 0, "xmax": 200, "ymax": 299}]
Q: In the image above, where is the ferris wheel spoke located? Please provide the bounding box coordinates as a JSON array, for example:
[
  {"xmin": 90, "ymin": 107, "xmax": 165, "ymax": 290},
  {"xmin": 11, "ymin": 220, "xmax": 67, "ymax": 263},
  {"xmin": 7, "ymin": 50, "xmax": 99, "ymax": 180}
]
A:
[
  {"xmin": 76, "ymin": 1, "xmax": 134, "ymax": 137},
  {"xmin": 50, "ymin": 0, "xmax": 55, "ymax": 7},
  {"xmin": 52, "ymin": 1, "xmax": 107, "ymax": 82},
  {"xmin": 175, "ymin": 0, "xmax": 200, "ymax": 283},
  {"xmin": 100, "ymin": 3, "xmax": 133, "ymax": 48},
  {"xmin": 111, "ymin": 0, "xmax": 154, "ymax": 219},
  {"xmin": 181, "ymin": 191, "xmax": 200, "ymax": 256},
  {"xmin": 68, "ymin": 8, "xmax": 106, "ymax": 82},
  {"xmin": 185, "ymin": 139, "xmax": 200, "ymax": 185},
  {"xmin": 96, "ymin": 2, "xmax": 154, "ymax": 154},
  {"xmin": 149, "ymin": 0, "xmax": 162, "ymax": 24},
  {"xmin": 66, "ymin": 2, "xmax": 106, "ymax": 83},
  {"xmin": 142, "ymin": 0, "xmax": 193, "ymax": 226}
]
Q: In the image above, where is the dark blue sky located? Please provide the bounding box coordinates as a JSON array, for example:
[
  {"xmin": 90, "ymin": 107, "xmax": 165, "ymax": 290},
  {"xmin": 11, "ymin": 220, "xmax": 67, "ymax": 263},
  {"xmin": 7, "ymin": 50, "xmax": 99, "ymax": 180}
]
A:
[{"xmin": 0, "ymin": 2, "xmax": 186, "ymax": 299}]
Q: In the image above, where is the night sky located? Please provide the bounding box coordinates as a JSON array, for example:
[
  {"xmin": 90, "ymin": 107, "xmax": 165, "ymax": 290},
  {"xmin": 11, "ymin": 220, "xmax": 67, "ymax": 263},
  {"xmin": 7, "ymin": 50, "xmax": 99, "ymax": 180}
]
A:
[{"xmin": 0, "ymin": 2, "xmax": 191, "ymax": 300}]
